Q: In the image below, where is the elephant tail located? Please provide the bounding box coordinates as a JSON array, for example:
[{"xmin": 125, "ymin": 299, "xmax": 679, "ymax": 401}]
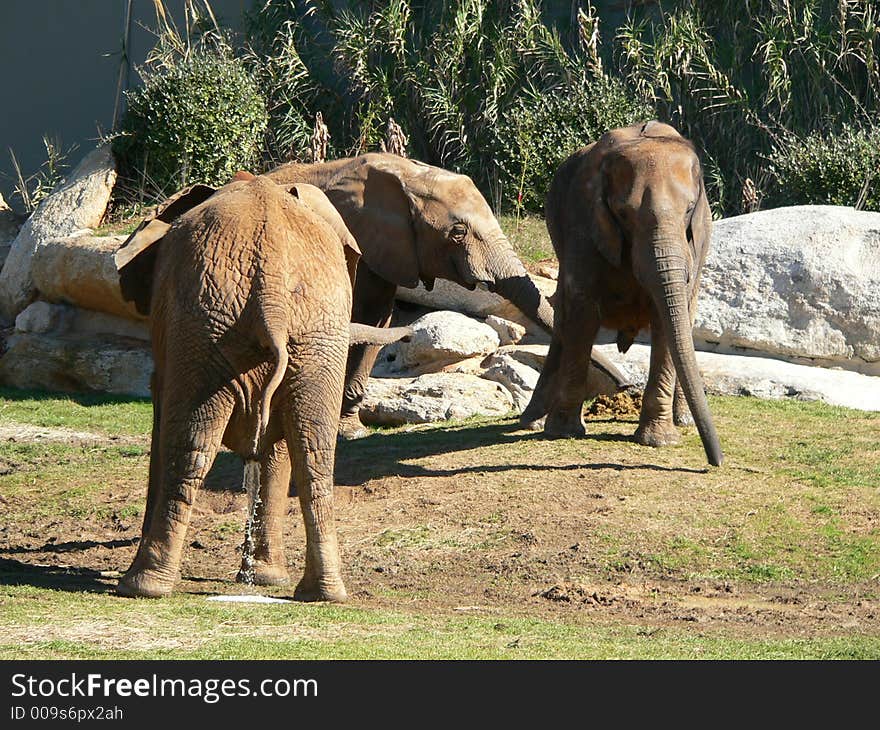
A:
[{"xmin": 253, "ymin": 323, "xmax": 289, "ymax": 456}]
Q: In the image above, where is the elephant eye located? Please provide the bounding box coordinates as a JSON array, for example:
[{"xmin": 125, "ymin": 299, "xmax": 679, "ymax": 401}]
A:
[{"xmin": 450, "ymin": 222, "xmax": 468, "ymax": 242}]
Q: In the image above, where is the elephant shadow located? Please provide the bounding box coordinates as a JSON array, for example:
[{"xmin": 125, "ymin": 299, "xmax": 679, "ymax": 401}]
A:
[
  {"xmin": 0, "ymin": 556, "xmax": 118, "ymax": 594},
  {"xmin": 333, "ymin": 419, "xmax": 707, "ymax": 485},
  {"xmin": 192, "ymin": 418, "xmax": 705, "ymax": 494}
]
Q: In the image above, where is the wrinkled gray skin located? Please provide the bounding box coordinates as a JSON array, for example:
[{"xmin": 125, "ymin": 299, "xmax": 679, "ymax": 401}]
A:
[
  {"xmin": 520, "ymin": 122, "xmax": 723, "ymax": 467},
  {"xmin": 113, "ymin": 177, "xmax": 405, "ymax": 601},
  {"xmin": 266, "ymin": 153, "xmax": 628, "ymax": 440}
]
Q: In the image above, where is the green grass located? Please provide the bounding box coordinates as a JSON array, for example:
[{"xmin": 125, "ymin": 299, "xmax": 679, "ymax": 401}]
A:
[
  {"xmin": 0, "ymin": 387, "xmax": 152, "ymax": 436},
  {"xmin": 1, "ymin": 387, "xmax": 878, "ymax": 659},
  {"xmin": 1, "ymin": 584, "xmax": 877, "ymax": 660},
  {"xmin": 499, "ymin": 213, "xmax": 554, "ymax": 264}
]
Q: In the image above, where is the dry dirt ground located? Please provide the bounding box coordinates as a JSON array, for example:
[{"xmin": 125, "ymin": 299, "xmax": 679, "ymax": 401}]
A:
[{"xmin": 1, "ymin": 391, "xmax": 877, "ymax": 650}]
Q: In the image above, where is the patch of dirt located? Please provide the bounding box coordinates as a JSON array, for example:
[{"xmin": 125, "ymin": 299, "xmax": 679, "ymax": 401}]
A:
[
  {"xmin": 2, "ymin": 412, "xmax": 878, "ymax": 646},
  {"xmin": 586, "ymin": 391, "xmax": 643, "ymax": 418},
  {"xmin": 0, "ymin": 422, "xmax": 146, "ymax": 447}
]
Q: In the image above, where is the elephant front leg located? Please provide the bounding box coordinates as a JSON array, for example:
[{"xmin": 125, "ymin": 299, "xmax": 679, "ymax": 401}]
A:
[
  {"xmin": 236, "ymin": 440, "xmax": 292, "ymax": 586},
  {"xmin": 339, "ymin": 342, "xmax": 384, "ymax": 440},
  {"xmin": 543, "ymin": 294, "xmax": 599, "ymax": 439},
  {"xmin": 339, "ymin": 269, "xmax": 396, "ymax": 440},
  {"xmin": 673, "ymin": 382, "xmax": 694, "ymax": 426},
  {"xmin": 118, "ymin": 392, "xmax": 232, "ymax": 598},
  {"xmin": 519, "ymin": 337, "xmax": 561, "ymax": 430},
  {"xmin": 635, "ymin": 312, "xmax": 680, "ymax": 447}
]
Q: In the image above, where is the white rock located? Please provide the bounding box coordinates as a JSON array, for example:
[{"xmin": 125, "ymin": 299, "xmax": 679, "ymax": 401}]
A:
[
  {"xmin": 396, "ymin": 311, "xmax": 500, "ymax": 369},
  {"xmin": 0, "ymin": 332, "xmax": 151, "ymax": 397},
  {"xmin": 480, "ymin": 353, "xmax": 540, "ymax": 412},
  {"xmin": 484, "ymin": 315, "xmax": 527, "ymax": 345},
  {"xmin": 15, "ymin": 301, "xmax": 149, "ymax": 340},
  {"xmin": 698, "ymin": 205, "xmax": 880, "ymax": 375},
  {"xmin": 594, "ymin": 343, "xmax": 880, "ymax": 412},
  {"xmin": 0, "ymin": 145, "xmax": 117, "ymax": 320},
  {"xmin": 360, "ymin": 373, "xmax": 515, "ymax": 425},
  {"xmin": 29, "ymin": 234, "xmax": 142, "ymax": 321},
  {"xmin": 494, "ymin": 344, "xmax": 549, "ymax": 371},
  {"xmin": 14, "ymin": 301, "xmax": 62, "ymax": 334}
]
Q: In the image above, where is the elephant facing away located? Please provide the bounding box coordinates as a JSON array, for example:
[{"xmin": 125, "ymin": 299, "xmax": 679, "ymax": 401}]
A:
[
  {"xmin": 520, "ymin": 121, "xmax": 723, "ymax": 467},
  {"xmin": 113, "ymin": 175, "xmax": 405, "ymax": 601},
  {"xmin": 265, "ymin": 153, "xmax": 630, "ymax": 440}
]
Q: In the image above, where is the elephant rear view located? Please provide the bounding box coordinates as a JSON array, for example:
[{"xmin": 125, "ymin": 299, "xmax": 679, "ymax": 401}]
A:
[
  {"xmin": 113, "ymin": 175, "xmax": 365, "ymax": 601},
  {"xmin": 521, "ymin": 121, "xmax": 723, "ymax": 467}
]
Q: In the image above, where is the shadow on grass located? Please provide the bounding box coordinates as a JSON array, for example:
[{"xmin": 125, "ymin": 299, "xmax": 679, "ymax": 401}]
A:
[
  {"xmin": 0, "ymin": 557, "xmax": 115, "ymax": 593},
  {"xmin": 0, "ymin": 538, "xmax": 138, "ymax": 555},
  {"xmin": 0, "ymin": 386, "xmax": 150, "ymax": 408},
  {"xmin": 334, "ymin": 419, "xmax": 706, "ymax": 485}
]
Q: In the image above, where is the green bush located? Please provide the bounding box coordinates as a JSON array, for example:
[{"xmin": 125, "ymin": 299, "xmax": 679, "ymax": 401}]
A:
[
  {"xmin": 115, "ymin": 46, "xmax": 268, "ymax": 195},
  {"xmin": 493, "ymin": 77, "xmax": 652, "ymax": 212},
  {"xmin": 767, "ymin": 125, "xmax": 880, "ymax": 212}
]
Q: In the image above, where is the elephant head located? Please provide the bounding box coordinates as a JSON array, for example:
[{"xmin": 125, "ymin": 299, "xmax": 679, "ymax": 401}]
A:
[
  {"xmin": 267, "ymin": 154, "xmax": 554, "ymax": 332},
  {"xmin": 588, "ymin": 122, "xmax": 722, "ymax": 466}
]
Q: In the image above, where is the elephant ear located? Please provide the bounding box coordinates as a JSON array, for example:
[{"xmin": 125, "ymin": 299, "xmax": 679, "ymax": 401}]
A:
[
  {"xmin": 592, "ymin": 158, "xmax": 626, "ymax": 269},
  {"xmin": 114, "ymin": 184, "xmax": 216, "ymax": 315},
  {"xmin": 326, "ymin": 158, "xmax": 420, "ymax": 288},
  {"xmin": 289, "ymin": 183, "xmax": 362, "ymax": 289},
  {"xmin": 688, "ymin": 177, "xmax": 712, "ymax": 272}
]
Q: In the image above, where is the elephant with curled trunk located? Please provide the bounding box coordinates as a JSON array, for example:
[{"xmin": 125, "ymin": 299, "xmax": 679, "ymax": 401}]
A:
[
  {"xmin": 113, "ymin": 175, "xmax": 408, "ymax": 601},
  {"xmin": 265, "ymin": 153, "xmax": 628, "ymax": 440},
  {"xmin": 520, "ymin": 121, "xmax": 723, "ymax": 467}
]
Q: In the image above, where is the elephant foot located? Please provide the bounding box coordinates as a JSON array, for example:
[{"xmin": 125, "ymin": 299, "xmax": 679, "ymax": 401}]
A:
[
  {"xmin": 521, "ymin": 415, "xmax": 546, "ymax": 432},
  {"xmin": 293, "ymin": 575, "xmax": 348, "ymax": 603},
  {"xmin": 338, "ymin": 413, "xmax": 369, "ymax": 441},
  {"xmin": 116, "ymin": 567, "xmax": 175, "ymax": 598},
  {"xmin": 236, "ymin": 560, "xmax": 291, "ymax": 587},
  {"xmin": 544, "ymin": 410, "xmax": 586, "ymax": 439},
  {"xmin": 634, "ymin": 420, "xmax": 681, "ymax": 447}
]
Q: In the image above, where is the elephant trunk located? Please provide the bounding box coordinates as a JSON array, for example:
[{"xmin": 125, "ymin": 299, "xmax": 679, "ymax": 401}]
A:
[
  {"xmin": 486, "ymin": 247, "xmax": 630, "ymax": 389},
  {"xmin": 483, "ymin": 248, "xmax": 554, "ymax": 332},
  {"xmin": 349, "ymin": 322, "xmax": 412, "ymax": 346},
  {"xmin": 650, "ymin": 239, "xmax": 723, "ymax": 467}
]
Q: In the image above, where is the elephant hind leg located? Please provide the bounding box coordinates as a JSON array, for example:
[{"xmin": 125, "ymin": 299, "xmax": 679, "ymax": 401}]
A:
[
  {"xmin": 118, "ymin": 388, "xmax": 234, "ymax": 598},
  {"xmin": 141, "ymin": 371, "xmax": 162, "ymax": 535},
  {"xmin": 282, "ymin": 350, "xmax": 348, "ymax": 603},
  {"xmin": 236, "ymin": 439, "xmax": 292, "ymax": 586}
]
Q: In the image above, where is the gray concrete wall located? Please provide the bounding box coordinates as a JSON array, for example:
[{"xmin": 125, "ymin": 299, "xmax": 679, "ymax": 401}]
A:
[{"xmin": 0, "ymin": 0, "xmax": 250, "ymax": 210}]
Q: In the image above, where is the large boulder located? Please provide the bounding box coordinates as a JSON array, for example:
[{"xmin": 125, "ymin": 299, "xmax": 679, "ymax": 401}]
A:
[
  {"xmin": 0, "ymin": 193, "xmax": 21, "ymax": 270},
  {"xmin": 484, "ymin": 314, "xmax": 526, "ymax": 345},
  {"xmin": 0, "ymin": 145, "xmax": 117, "ymax": 321},
  {"xmin": 393, "ymin": 311, "xmax": 500, "ymax": 370},
  {"xmin": 479, "ymin": 353, "xmax": 540, "ymax": 412},
  {"xmin": 15, "ymin": 301, "xmax": 148, "ymax": 340},
  {"xmin": 29, "ymin": 234, "xmax": 141, "ymax": 321},
  {"xmin": 0, "ymin": 332, "xmax": 151, "ymax": 397},
  {"xmin": 360, "ymin": 373, "xmax": 515, "ymax": 425},
  {"xmin": 698, "ymin": 205, "xmax": 880, "ymax": 375},
  {"xmin": 595, "ymin": 344, "xmax": 880, "ymax": 412}
]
